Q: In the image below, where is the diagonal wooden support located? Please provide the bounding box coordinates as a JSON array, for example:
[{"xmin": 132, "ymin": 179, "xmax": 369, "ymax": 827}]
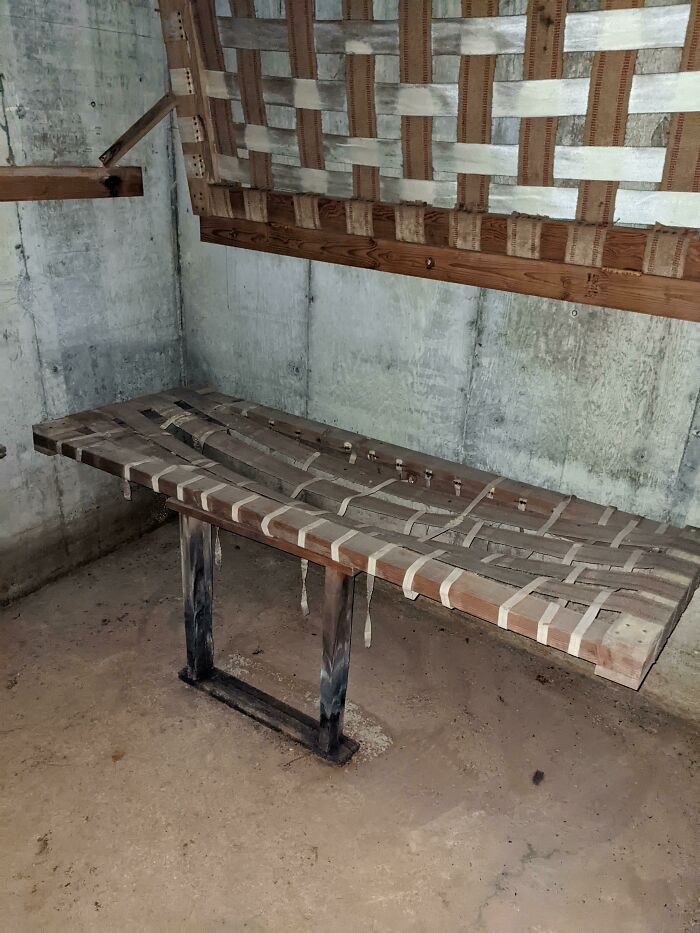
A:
[{"xmin": 99, "ymin": 91, "xmax": 176, "ymax": 168}]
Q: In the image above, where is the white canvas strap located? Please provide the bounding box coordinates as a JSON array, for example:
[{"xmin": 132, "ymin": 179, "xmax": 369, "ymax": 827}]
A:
[
  {"xmin": 261, "ymin": 504, "xmax": 294, "ymax": 537},
  {"xmin": 330, "ymin": 528, "xmax": 360, "ymax": 563},
  {"xmin": 123, "ymin": 458, "xmax": 150, "ymax": 481},
  {"xmin": 301, "ymin": 450, "xmax": 321, "ymax": 471},
  {"xmin": 403, "ymin": 509, "xmax": 427, "ymax": 535},
  {"xmin": 439, "ymin": 566, "xmax": 465, "ymax": 609},
  {"xmin": 498, "ymin": 576, "xmax": 550, "ymax": 629},
  {"xmin": 200, "ymin": 482, "xmax": 227, "ymax": 511},
  {"xmin": 462, "ymin": 519, "xmax": 484, "ymax": 549},
  {"xmin": 214, "ymin": 527, "xmax": 222, "ymax": 569},
  {"xmin": 297, "ymin": 515, "xmax": 327, "ymax": 548},
  {"xmin": 610, "ymin": 519, "xmax": 639, "ymax": 548},
  {"xmin": 290, "ymin": 475, "xmax": 321, "ymax": 499},
  {"xmin": 420, "ymin": 477, "xmax": 504, "ymax": 543},
  {"xmin": 562, "ymin": 541, "xmax": 583, "ymax": 565},
  {"xmin": 597, "ymin": 506, "xmax": 616, "ymax": 526},
  {"xmin": 194, "ymin": 426, "xmax": 221, "ymax": 447},
  {"xmin": 536, "ymin": 601, "xmax": 560, "ymax": 644},
  {"xmin": 364, "ymin": 542, "xmax": 398, "ymax": 649},
  {"xmin": 623, "ymin": 548, "xmax": 643, "ymax": 572},
  {"xmin": 176, "ymin": 474, "xmax": 205, "ymax": 500},
  {"xmin": 654, "ymin": 522, "xmax": 669, "ymax": 535},
  {"xmin": 568, "ymin": 589, "xmax": 614, "ymax": 657},
  {"xmin": 564, "ymin": 564, "xmax": 585, "ymax": 584},
  {"xmin": 231, "ymin": 493, "xmax": 259, "ymax": 522},
  {"xmin": 403, "ymin": 550, "xmax": 446, "ymax": 599},
  {"xmin": 300, "ymin": 558, "xmax": 309, "ymax": 616},
  {"xmin": 337, "ymin": 477, "xmax": 397, "ymax": 517},
  {"xmin": 161, "ymin": 411, "xmax": 195, "ymax": 429},
  {"xmin": 151, "ymin": 465, "xmax": 178, "ymax": 492},
  {"xmin": 536, "ymin": 497, "xmax": 571, "ymax": 535}
]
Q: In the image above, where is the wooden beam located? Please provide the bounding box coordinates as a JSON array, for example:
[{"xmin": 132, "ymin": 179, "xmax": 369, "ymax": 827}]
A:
[
  {"xmin": 0, "ymin": 166, "xmax": 143, "ymax": 202},
  {"xmin": 99, "ymin": 91, "xmax": 176, "ymax": 168},
  {"xmin": 200, "ymin": 216, "xmax": 700, "ymax": 323}
]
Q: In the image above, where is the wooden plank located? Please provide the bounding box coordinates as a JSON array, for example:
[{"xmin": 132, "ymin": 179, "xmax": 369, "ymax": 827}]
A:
[
  {"xmin": 99, "ymin": 92, "xmax": 176, "ymax": 168},
  {"xmin": 0, "ymin": 166, "xmax": 143, "ymax": 202},
  {"xmin": 200, "ymin": 216, "xmax": 700, "ymax": 323}
]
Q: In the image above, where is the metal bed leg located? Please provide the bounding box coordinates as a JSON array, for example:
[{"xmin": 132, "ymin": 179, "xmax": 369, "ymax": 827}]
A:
[
  {"xmin": 318, "ymin": 567, "xmax": 355, "ymax": 758},
  {"xmin": 179, "ymin": 513, "xmax": 214, "ymax": 681}
]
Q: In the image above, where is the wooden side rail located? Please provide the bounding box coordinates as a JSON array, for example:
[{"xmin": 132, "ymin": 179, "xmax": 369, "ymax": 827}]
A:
[{"xmin": 168, "ymin": 498, "xmax": 360, "ymax": 765}]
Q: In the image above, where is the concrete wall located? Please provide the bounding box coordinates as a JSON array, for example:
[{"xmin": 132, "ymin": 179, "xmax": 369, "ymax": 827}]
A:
[{"xmin": 0, "ymin": 1, "xmax": 183, "ymax": 601}]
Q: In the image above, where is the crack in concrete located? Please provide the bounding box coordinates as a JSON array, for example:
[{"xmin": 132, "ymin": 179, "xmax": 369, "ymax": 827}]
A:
[{"xmin": 473, "ymin": 842, "xmax": 560, "ymax": 931}]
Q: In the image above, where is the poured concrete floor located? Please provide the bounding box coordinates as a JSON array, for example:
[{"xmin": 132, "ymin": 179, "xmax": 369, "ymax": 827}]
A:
[{"xmin": 1, "ymin": 521, "xmax": 699, "ymax": 932}]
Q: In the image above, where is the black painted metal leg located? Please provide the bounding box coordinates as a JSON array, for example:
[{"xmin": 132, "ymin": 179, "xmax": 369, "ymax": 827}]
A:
[
  {"xmin": 318, "ymin": 567, "xmax": 355, "ymax": 758},
  {"xmin": 179, "ymin": 512, "xmax": 214, "ymax": 681}
]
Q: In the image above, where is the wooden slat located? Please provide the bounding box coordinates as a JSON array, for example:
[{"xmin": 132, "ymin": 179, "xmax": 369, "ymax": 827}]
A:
[
  {"xmin": 200, "ymin": 216, "xmax": 700, "ymax": 323},
  {"xmin": 0, "ymin": 166, "xmax": 143, "ymax": 202},
  {"xmin": 99, "ymin": 92, "xmax": 176, "ymax": 168}
]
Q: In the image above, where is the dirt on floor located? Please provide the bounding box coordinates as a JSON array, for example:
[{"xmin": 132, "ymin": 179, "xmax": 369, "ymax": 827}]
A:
[{"xmin": 1, "ymin": 521, "xmax": 699, "ymax": 932}]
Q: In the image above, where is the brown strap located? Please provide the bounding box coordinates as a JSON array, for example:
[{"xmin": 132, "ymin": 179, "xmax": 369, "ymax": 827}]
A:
[
  {"xmin": 286, "ymin": 0, "xmax": 324, "ymax": 171},
  {"xmin": 395, "ymin": 205, "xmax": 426, "ymax": 244},
  {"xmin": 293, "ymin": 194, "xmax": 322, "ymax": 230},
  {"xmin": 449, "ymin": 210, "xmax": 483, "ymax": 252},
  {"xmin": 642, "ymin": 225, "xmax": 694, "ymax": 278},
  {"xmin": 661, "ymin": 0, "xmax": 700, "ymax": 192},
  {"xmin": 565, "ymin": 222, "xmax": 608, "ymax": 268},
  {"xmin": 518, "ymin": 0, "xmax": 565, "ymax": 187},
  {"xmin": 399, "ymin": 0, "xmax": 433, "ymax": 182},
  {"xmin": 343, "ymin": 0, "xmax": 380, "ymax": 204},
  {"xmin": 229, "ymin": 0, "xmax": 272, "ymax": 190},
  {"xmin": 345, "ymin": 200, "xmax": 374, "ymax": 237},
  {"xmin": 507, "ymin": 214, "xmax": 543, "ymax": 260},
  {"xmin": 457, "ymin": 0, "xmax": 497, "ymax": 210},
  {"xmin": 576, "ymin": 0, "xmax": 642, "ymax": 224}
]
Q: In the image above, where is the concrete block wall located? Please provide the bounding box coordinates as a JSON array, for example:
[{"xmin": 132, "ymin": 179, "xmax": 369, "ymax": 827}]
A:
[{"xmin": 0, "ymin": 1, "xmax": 183, "ymax": 601}]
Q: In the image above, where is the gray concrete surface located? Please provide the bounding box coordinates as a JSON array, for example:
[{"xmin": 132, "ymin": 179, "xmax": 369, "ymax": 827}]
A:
[
  {"xmin": 0, "ymin": 0, "xmax": 183, "ymax": 601},
  {"xmin": 1, "ymin": 522, "xmax": 698, "ymax": 931}
]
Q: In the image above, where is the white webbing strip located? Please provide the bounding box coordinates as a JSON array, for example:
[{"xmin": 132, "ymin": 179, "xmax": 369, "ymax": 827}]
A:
[
  {"xmin": 623, "ymin": 548, "xmax": 644, "ymax": 572},
  {"xmin": 291, "ymin": 475, "xmax": 321, "ymax": 499},
  {"xmin": 151, "ymin": 465, "xmax": 178, "ymax": 493},
  {"xmin": 337, "ymin": 477, "xmax": 397, "ymax": 517},
  {"xmin": 161, "ymin": 411, "xmax": 194, "ymax": 429},
  {"xmin": 536, "ymin": 602, "xmax": 560, "ymax": 644},
  {"xmin": 654, "ymin": 522, "xmax": 669, "ymax": 535},
  {"xmin": 439, "ymin": 566, "xmax": 465, "ymax": 609},
  {"xmin": 536, "ymin": 497, "xmax": 571, "ymax": 535},
  {"xmin": 498, "ymin": 576, "xmax": 550, "ymax": 629},
  {"xmin": 562, "ymin": 541, "xmax": 583, "ymax": 565},
  {"xmin": 231, "ymin": 493, "xmax": 259, "ymax": 522},
  {"xmin": 261, "ymin": 504, "xmax": 294, "ymax": 537},
  {"xmin": 403, "ymin": 550, "xmax": 446, "ymax": 599},
  {"xmin": 610, "ymin": 519, "xmax": 639, "ymax": 548},
  {"xmin": 176, "ymin": 474, "xmax": 204, "ymax": 500},
  {"xmin": 297, "ymin": 515, "xmax": 327, "ymax": 548},
  {"xmin": 564, "ymin": 565, "xmax": 585, "ymax": 584},
  {"xmin": 403, "ymin": 509, "xmax": 427, "ymax": 535},
  {"xmin": 200, "ymin": 482, "xmax": 227, "ymax": 511},
  {"xmin": 301, "ymin": 450, "xmax": 321, "ymax": 471},
  {"xmin": 363, "ymin": 541, "xmax": 398, "ymax": 649},
  {"xmin": 122, "ymin": 479, "xmax": 131, "ymax": 500},
  {"xmin": 482, "ymin": 553, "xmax": 501, "ymax": 564},
  {"xmin": 598, "ymin": 506, "xmax": 615, "ymax": 526},
  {"xmin": 195, "ymin": 427, "xmax": 221, "ymax": 447},
  {"xmin": 300, "ymin": 558, "xmax": 310, "ymax": 616},
  {"xmin": 462, "ymin": 520, "xmax": 484, "ymax": 549},
  {"xmin": 330, "ymin": 528, "xmax": 360, "ymax": 563},
  {"xmin": 367, "ymin": 542, "xmax": 397, "ymax": 578},
  {"xmin": 240, "ymin": 404, "xmax": 259, "ymax": 418},
  {"xmin": 568, "ymin": 589, "xmax": 614, "ymax": 657},
  {"xmin": 420, "ymin": 477, "xmax": 504, "ymax": 542},
  {"xmin": 57, "ymin": 432, "xmax": 106, "ymax": 456},
  {"xmin": 123, "ymin": 459, "xmax": 149, "ymax": 481},
  {"xmin": 214, "ymin": 528, "xmax": 222, "ymax": 569}
]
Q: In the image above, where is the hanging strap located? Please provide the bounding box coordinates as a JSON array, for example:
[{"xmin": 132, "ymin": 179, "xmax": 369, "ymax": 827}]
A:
[
  {"xmin": 214, "ymin": 527, "xmax": 222, "ymax": 569},
  {"xmin": 364, "ymin": 542, "xmax": 398, "ymax": 649},
  {"xmin": 300, "ymin": 558, "xmax": 310, "ymax": 616}
]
